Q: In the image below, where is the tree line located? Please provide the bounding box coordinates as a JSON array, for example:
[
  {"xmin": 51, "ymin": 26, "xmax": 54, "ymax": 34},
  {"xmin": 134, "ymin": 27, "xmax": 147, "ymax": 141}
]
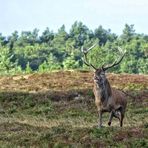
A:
[{"xmin": 0, "ymin": 21, "xmax": 147, "ymax": 74}]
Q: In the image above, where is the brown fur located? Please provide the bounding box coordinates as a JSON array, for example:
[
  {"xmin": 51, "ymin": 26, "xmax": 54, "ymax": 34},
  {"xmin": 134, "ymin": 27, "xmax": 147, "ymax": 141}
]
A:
[
  {"xmin": 93, "ymin": 68, "xmax": 127, "ymax": 127},
  {"xmin": 81, "ymin": 44, "xmax": 127, "ymax": 127}
]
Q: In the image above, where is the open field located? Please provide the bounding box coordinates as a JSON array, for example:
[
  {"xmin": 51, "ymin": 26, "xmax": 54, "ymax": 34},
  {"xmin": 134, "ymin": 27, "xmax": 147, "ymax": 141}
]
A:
[{"xmin": 0, "ymin": 71, "xmax": 148, "ymax": 147}]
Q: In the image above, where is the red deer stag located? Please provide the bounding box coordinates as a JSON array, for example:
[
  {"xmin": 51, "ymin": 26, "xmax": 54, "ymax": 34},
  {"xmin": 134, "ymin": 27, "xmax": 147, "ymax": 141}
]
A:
[{"xmin": 81, "ymin": 44, "xmax": 127, "ymax": 128}]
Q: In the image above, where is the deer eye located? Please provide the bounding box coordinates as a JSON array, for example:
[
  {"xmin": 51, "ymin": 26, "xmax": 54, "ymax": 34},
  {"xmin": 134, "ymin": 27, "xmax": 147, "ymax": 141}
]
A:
[
  {"xmin": 94, "ymin": 75, "xmax": 100, "ymax": 80},
  {"xmin": 94, "ymin": 76, "xmax": 98, "ymax": 79}
]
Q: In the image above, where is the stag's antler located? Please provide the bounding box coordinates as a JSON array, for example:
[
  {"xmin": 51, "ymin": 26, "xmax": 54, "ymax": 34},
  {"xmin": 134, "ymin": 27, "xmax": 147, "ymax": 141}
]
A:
[
  {"xmin": 102, "ymin": 47, "xmax": 126, "ymax": 71},
  {"xmin": 81, "ymin": 43, "xmax": 97, "ymax": 70}
]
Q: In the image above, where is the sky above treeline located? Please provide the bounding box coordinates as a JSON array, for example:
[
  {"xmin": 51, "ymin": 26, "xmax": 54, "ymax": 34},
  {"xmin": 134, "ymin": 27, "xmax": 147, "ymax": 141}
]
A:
[{"xmin": 1, "ymin": 0, "xmax": 148, "ymax": 36}]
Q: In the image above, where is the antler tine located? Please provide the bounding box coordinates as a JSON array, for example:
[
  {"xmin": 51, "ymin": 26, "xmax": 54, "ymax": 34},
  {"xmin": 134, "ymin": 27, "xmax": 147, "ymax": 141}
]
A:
[
  {"xmin": 83, "ymin": 52, "xmax": 97, "ymax": 70},
  {"xmin": 81, "ymin": 44, "xmax": 97, "ymax": 70},
  {"xmin": 103, "ymin": 47, "xmax": 126, "ymax": 71}
]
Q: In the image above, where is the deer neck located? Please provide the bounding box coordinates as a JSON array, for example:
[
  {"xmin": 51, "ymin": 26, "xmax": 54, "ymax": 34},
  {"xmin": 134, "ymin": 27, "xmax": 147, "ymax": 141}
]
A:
[{"xmin": 95, "ymin": 78, "xmax": 112, "ymax": 102}]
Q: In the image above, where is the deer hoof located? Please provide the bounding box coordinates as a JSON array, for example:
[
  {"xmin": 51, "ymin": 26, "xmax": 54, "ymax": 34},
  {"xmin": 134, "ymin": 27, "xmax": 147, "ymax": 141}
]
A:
[{"xmin": 108, "ymin": 122, "xmax": 111, "ymax": 126}]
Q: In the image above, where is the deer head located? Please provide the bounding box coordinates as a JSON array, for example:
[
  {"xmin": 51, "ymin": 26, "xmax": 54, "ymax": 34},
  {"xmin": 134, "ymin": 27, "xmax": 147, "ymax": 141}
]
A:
[{"xmin": 81, "ymin": 44, "xmax": 125, "ymax": 86}]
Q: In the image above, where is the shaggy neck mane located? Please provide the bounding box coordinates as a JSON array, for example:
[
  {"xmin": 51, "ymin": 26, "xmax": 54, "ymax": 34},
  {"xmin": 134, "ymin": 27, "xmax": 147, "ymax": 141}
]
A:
[{"xmin": 97, "ymin": 79, "xmax": 112, "ymax": 102}]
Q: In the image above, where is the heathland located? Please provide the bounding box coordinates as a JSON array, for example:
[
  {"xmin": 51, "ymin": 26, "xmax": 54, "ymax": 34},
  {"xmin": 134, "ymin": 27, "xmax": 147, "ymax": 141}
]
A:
[{"xmin": 0, "ymin": 71, "xmax": 147, "ymax": 147}]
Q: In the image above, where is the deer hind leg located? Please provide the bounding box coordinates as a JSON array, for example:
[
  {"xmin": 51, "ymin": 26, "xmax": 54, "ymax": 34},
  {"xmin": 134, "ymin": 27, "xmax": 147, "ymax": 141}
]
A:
[
  {"xmin": 114, "ymin": 111, "xmax": 121, "ymax": 121},
  {"xmin": 108, "ymin": 111, "xmax": 114, "ymax": 126},
  {"xmin": 116, "ymin": 106, "xmax": 125, "ymax": 127},
  {"xmin": 120, "ymin": 113, "xmax": 124, "ymax": 127},
  {"xmin": 108, "ymin": 110, "xmax": 120, "ymax": 126},
  {"xmin": 120, "ymin": 109, "xmax": 125, "ymax": 127}
]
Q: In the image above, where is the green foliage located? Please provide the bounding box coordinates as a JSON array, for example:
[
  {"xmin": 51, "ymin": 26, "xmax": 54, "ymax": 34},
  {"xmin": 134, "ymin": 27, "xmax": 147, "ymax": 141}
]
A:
[
  {"xmin": 38, "ymin": 54, "xmax": 62, "ymax": 72},
  {"xmin": 129, "ymin": 139, "xmax": 148, "ymax": 148},
  {"xmin": 0, "ymin": 47, "xmax": 16, "ymax": 73},
  {"xmin": 26, "ymin": 62, "xmax": 32, "ymax": 73},
  {"xmin": 63, "ymin": 52, "xmax": 80, "ymax": 69},
  {"xmin": 0, "ymin": 23, "xmax": 147, "ymax": 74},
  {"xmin": 121, "ymin": 24, "xmax": 135, "ymax": 42}
]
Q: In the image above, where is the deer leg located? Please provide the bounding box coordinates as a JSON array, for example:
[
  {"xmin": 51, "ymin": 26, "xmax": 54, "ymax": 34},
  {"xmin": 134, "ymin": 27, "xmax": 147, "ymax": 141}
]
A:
[
  {"xmin": 108, "ymin": 110, "xmax": 120, "ymax": 126},
  {"xmin": 120, "ymin": 110, "xmax": 125, "ymax": 127},
  {"xmin": 98, "ymin": 110, "xmax": 103, "ymax": 128},
  {"xmin": 116, "ymin": 107, "xmax": 125, "ymax": 127},
  {"xmin": 120, "ymin": 114, "xmax": 124, "ymax": 127},
  {"xmin": 113, "ymin": 111, "xmax": 120, "ymax": 121},
  {"xmin": 108, "ymin": 111, "xmax": 114, "ymax": 126}
]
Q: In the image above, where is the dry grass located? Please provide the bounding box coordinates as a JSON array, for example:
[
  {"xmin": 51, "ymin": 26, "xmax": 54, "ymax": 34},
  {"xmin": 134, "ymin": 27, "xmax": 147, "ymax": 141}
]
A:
[{"xmin": 0, "ymin": 71, "xmax": 148, "ymax": 147}]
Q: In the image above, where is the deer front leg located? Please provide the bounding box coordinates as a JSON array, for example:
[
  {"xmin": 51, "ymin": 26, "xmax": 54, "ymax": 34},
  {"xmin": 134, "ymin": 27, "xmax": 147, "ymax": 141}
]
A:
[{"xmin": 98, "ymin": 110, "xmax": 103, "ymax": 128}]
